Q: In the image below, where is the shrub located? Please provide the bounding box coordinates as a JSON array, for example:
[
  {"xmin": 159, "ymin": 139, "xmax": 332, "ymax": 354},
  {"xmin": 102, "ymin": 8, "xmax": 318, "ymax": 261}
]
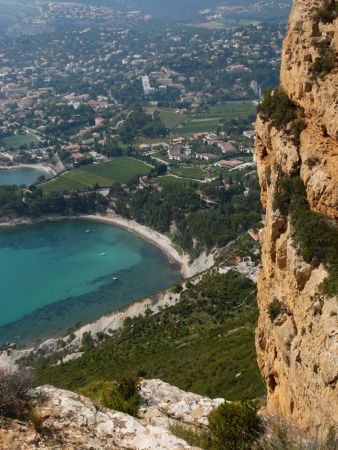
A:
[
  {"xmin": 260, "ymin": 422, "xmax": 338, "ymax": 450},
  {"xmin": 0, "ymin": 367, "xmax": 35, "ymax": 418},
  {"xmin": 208, "ymin": 400, "xmax": 262, "ymax": 450},
  {"xmin": 169, "ymin": 423, "xmax": 212, "ymax": 449},
  {"xmin": 312, "ymin": 46, "xmax": 336, "ymax": 78},
  {"xmin": 305, "ymin": 156, "xmax": 320, "ymax": 169},
  {"xmin": 172, "ymin": 284, "xmax": 183, "ymax": 294},
  {"xmin": 257, "ymin": 90, "xmax": 298, "ymax": 128},
  {"xmin": 314, "ymin": 2, "xmax": 338, "ymax": 23},
  {"xmin": 267, "ymin": 298, "xmax": 285, "ymax": 321},
  {"xmin": 29, "ymin": 407, "xmax": 44, "ymax": 433},
  {"xmin": 117, "ymin": 375, "xmax": 141, "ymax": 400},
  {"xmin": 103, "ymin": 392, "xmax": 139, "ymax": 417},
  {"xmin": 96, "ymin": 331, "xmax": 105, "ymax": 341},
  {"xmin": 78, "ymin": 376, "xmax": 141, "ymax": 417},
  {"xmin": 260, "ymin": 423, "xmax": 291, "ymax": 450},
  {"xmin": 81, "ymin": 331, "xmax": 94, "ymax": 349},
  {"xmin": 67, "ymin": 331, "xmax": 76, "ymax": 343},
  {"xmin": 273, "ymin": 176, "xmax": 338, "ymax": 296}
]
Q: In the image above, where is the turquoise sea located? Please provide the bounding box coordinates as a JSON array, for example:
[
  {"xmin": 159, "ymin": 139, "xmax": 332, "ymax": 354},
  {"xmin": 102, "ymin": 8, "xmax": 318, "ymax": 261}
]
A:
[
  {"xmin": 0, "ymin": 167, "xmax": 47, "ymax": 186},
  {"xmin": 0, "ymin": 220, "xmax": 181, "ymax": 346}
]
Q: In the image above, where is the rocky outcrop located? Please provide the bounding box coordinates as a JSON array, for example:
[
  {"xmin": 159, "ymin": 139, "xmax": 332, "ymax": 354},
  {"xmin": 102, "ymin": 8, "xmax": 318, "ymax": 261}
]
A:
[
  {"xmin": 255, "ymin": 0, "xmax": 337, "ymax": 434},
  {"xmin": 0, "ymin": 379, "xmax": 225, "ymax": 450},
  {"xmin": 139, "ymin": 379, "xmax": 224, "ymax": 429}
]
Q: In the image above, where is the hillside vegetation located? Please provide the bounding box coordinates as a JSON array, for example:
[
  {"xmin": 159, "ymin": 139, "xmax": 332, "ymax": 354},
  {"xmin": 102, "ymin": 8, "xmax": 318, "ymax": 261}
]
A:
[
  {"xmin": 110, "ymin": 177, "xmax": 262, "ymax": 258},
  {"xmin": 36, "ymin": 270, "xmax": 265, "ymax": 401}
]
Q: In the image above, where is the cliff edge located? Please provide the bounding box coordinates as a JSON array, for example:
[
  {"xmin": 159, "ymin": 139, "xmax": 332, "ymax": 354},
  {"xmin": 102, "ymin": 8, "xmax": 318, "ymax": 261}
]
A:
[
  {"xmin": 255, "ymin": 0, "xmax": 337, "ymax": 433},
  {"xmin": 0, "ymin": 379, "xmax": 224, "ymax": 449}
]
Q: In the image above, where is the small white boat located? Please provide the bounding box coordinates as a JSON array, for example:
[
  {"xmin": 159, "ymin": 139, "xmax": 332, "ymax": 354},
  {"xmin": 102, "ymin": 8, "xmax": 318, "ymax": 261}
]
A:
[
  {"xmin": 113, "ymin": 276, "xmax": 119, "ymax": 281},
  {"xmin": 85, "ymin": 229, "xmax": 91, "ymax": 233},
  {"xmin": 100, "ymin": 252, "xmax": 106, "ymax": 256}
]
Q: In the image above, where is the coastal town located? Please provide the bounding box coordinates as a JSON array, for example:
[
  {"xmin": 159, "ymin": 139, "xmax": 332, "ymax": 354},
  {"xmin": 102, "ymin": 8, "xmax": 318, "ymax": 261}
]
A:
[{"xmin": 0, "ymin": 15, "xmax": 284, "ymax": 186}]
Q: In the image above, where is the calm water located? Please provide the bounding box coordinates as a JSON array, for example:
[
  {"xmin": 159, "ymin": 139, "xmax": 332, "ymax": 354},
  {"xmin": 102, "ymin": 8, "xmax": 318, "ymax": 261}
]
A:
[
  {"xmin": 0, "ymin": 220, "xmax": 181, "ymax": 345},
  {"xmin": 0, "ymin": 167, "xmax": 47, "ymax": 186}
]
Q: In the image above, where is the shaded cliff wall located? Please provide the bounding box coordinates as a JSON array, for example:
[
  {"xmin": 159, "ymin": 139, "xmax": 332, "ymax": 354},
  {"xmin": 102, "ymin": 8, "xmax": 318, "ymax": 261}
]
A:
[{"xmin": 255, "ymin": 0, "xmax": 337, "ymax": 433}]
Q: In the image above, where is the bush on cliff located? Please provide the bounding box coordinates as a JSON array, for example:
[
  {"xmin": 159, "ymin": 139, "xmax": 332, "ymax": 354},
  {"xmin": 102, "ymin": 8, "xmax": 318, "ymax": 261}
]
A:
[
  {"xmin": 273, "ymin": 176, "xmax": 338, "ymax": 296},
  {"xmin": 267, "ymin": 298, "xmax": 285, "ymax": 321},
  {"xmin": 170, "ymin": 400, "xmax": 263, "ymax": 450},
  {"xmin": 257, "ymin": 90, "xmax": 298, "ymax": 128},
  {"xmin": 314, "ymin": 1, "xmax": 338, "ymax": 24},
  {"xmin": 209, "ymin": 400, "xmax": 263, "ymax": 450},
  {"xmin": 312, "ymin": 46, "xmax": 336, "ymax": 79},
  {"xmin": 257, "ymin": 90, "xmax": 307, "ymax": 144}
]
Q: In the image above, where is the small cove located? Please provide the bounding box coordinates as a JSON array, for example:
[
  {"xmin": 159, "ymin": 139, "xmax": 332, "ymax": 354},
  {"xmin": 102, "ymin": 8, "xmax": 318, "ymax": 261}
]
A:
[
  {"xmin": 0, "ymin": 167, "xmax": 48, "ymax": 186},
  {"xmin": 0, "ymin": 219, "xmax": 181, "ymax": 345}
]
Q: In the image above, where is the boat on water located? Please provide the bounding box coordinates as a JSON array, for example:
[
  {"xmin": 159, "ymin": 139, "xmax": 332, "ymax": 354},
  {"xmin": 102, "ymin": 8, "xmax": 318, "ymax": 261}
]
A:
[
  {"xmin": 85, "ymin": 229, "xmax": 91, "ymax": 233},
  {"xmin": 100, "ymin": 252, "xmax": 106, "ymax": 256},
  {"xmin": 113, "ymin": 276, "xmax": 119, "ymax": 281}
]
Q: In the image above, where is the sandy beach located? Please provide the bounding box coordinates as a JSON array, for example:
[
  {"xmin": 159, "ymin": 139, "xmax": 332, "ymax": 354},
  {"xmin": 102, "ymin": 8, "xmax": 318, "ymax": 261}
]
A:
[
  {"xmin": 0, "ymin": 211, "xmax": 195, "ymax": 277},
  {"xmin": 81, "ymin": 212, "xmax": 193, "ymax": 277},
  {"xmin": 0, "ymin": 211, "xmax": 215, "ymax": 276}
]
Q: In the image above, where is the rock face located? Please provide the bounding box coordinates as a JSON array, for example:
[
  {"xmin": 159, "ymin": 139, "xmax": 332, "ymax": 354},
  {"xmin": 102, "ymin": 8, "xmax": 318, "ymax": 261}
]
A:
[
  {"xmin": 0, "ymin": 379, "xmax": 224, "ymax": 450},
  {"xmin": 255, "ymin": 0, "xmax": 337, "ymax": 434}
]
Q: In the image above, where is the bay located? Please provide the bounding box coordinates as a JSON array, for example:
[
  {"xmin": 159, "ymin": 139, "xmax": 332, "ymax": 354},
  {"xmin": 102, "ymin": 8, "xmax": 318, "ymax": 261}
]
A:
[{"xmin": 0, "ymin": 219, "xmax": 181, "ymax": 345}]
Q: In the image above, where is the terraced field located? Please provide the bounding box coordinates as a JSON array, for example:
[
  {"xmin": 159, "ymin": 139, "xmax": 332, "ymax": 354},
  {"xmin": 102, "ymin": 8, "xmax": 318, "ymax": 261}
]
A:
[{"xmin": 42, "ymin": 158, "xmax": 151, "ymax": 192}]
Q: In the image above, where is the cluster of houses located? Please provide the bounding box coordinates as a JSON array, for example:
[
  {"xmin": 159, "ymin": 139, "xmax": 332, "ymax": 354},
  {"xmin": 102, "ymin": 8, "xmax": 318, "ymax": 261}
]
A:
[{"xmin": 162, "ymin": 132, "xmax": 255, "ymax": 169}]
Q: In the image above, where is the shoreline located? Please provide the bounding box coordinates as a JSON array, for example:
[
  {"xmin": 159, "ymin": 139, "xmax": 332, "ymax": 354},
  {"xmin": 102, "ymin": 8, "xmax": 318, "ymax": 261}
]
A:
[
  {"xmin": 0, "ymin": 163, "xmax": 56, "ymax": 176},
  {"xmin": 0, "ymin": 212, "xmax": 216, "ymax": 363},
  {"xmin": 0, "ymin": 285, "xmax": 185, "ymax": 369},
  {"xmin": 0, "ymin": 211, "xmax": 193, "ymax": 278}
]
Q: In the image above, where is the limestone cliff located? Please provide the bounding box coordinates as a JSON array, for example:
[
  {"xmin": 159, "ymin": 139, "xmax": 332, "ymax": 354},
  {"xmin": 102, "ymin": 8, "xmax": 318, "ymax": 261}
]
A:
[{"xmin": 255, "ymin": 0, "xmax": 338, "ymax": 433}]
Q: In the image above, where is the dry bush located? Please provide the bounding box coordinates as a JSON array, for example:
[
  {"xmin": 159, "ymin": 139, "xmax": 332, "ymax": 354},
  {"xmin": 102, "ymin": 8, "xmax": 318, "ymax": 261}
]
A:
[{"xmin": 0, "ymin": 367, "xmax": 35, "ymax": 418}]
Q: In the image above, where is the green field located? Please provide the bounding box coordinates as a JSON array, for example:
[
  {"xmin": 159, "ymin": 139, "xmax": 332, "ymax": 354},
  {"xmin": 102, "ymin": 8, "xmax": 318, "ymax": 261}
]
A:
[
  {"xmin": 42, "ymin": 158, "xmax": 151, "ymax": 192},
  {"xmin": 171, "ymin": 166, "xmax": 206, "ymax": 180},
  {"xmin": 188, "ymin": 19, "xmax": 260, "ymax": 29},
  {"xmin": 159, "ymin": 109, "xmax": 187, "ymax": 128},
  {"xmin": 188, "ymin": 21, "xmax": 227, "ymax": 29},
  {"xmin": 1, "ymin": 133, "xmax": 40, "ymax": 150},
  {"xmin": 172, "ymin": 102, "xmax": 256, "ymax": 136},
  {"xmin": 144, "ymin": 107, "xmax": 186, "ymax": 130},
  {"xmin": 156, "ymin": 175, "xmax": 201, "ymax": 187}
]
